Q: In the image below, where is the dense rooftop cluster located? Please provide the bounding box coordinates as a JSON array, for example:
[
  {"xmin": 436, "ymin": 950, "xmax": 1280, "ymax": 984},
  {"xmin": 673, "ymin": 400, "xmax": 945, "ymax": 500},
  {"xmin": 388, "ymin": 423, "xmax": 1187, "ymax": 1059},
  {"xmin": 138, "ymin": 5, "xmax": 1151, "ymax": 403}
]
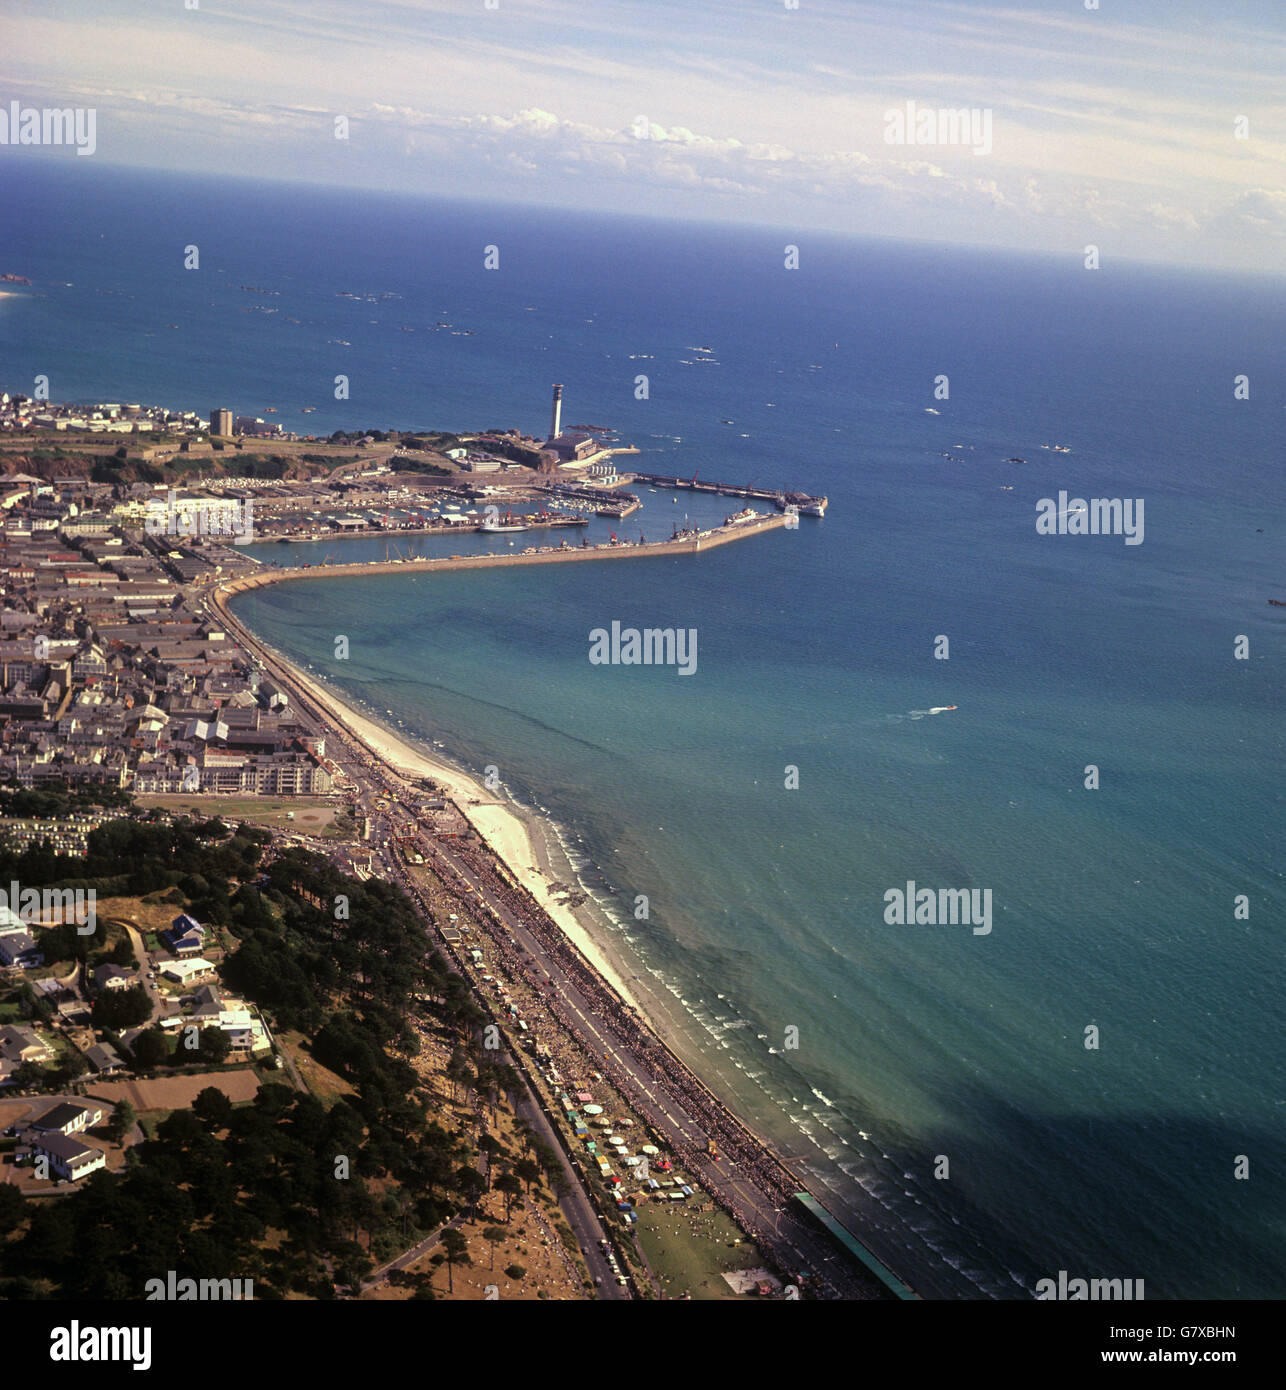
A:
[{"xmin": 0, "ymin": 473, "xmax": 332, "ymax": 796}]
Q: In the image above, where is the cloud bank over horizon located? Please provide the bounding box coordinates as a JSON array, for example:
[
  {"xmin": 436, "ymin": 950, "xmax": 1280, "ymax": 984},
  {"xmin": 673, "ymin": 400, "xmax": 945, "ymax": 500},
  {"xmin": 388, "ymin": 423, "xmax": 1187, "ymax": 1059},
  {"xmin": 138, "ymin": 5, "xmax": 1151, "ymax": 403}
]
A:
[{"xmin": 3, "ymin": 0, "xmax": 1284, "ymax": 272}]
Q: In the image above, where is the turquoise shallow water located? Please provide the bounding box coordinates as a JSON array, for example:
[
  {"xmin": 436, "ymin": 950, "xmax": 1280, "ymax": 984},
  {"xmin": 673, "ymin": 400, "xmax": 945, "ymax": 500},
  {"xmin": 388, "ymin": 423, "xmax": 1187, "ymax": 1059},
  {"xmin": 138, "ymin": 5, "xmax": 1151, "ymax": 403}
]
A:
[
  {"xmin": 233, "ymin": 530, "xmax": 1284, "ymax": 1298},
  {"xmin": 4, "ymin": 159, "xmax": 1283, "ymax": 1297}
]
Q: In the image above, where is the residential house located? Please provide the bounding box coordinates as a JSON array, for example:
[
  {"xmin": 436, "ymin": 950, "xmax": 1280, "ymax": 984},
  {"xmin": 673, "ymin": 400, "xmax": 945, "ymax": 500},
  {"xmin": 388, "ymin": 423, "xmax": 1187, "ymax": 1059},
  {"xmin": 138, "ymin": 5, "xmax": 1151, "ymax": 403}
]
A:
[
  {"xmin": 188, "ymin": 984, "xmax": 224, "ymax": 1023},
  {"xmin": 31, "ymin": 1101, "xmax": 103, "ymax": 1136},
  {"xmin": 0, "ymin": 1024, "xmax": 55, "ymax": 1065},
  {"xmin": 0, "ymin": 926, "xmax": 43, "ymax": 969},
  {"xmin": 160, "ymin": 957, "xmax": 215, "ymax": 985},
  {"xmin": 85, "ymin": 1042, "xmax": 125, "ymax": 1074},
  {"xmin": 56, "ymin": 998, "xmax": 91, "ymax": 1026},
  {"xmin": 93, "ymin": 963, "xmax": 137, "ymax": 992},
  {"xmin": 32, "ymin": 1131, "xmax": 107, "ymax": 1182},
  {"xmin": 162, "ymin": 914, "xmax": 206, "ymax": 956},
  {"xmin": 188, "ymin": 985, "xmax": 270, "ymax": 1055}
]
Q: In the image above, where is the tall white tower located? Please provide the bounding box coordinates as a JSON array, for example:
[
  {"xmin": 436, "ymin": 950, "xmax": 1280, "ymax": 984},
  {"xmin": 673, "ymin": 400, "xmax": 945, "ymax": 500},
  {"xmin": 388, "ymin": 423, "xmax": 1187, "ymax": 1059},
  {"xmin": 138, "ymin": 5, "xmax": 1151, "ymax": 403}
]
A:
[{"xmin": 550, "ymin": 383, "xmax": 564, "ymax": 441}]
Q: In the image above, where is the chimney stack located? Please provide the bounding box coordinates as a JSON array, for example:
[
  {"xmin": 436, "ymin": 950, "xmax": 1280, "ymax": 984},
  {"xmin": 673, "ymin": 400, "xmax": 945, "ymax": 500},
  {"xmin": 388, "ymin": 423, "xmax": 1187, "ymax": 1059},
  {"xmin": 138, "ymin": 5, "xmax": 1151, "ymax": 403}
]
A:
[{"xmin": 550, "ymin": 383, "xmax": 563, "ymax": 441}]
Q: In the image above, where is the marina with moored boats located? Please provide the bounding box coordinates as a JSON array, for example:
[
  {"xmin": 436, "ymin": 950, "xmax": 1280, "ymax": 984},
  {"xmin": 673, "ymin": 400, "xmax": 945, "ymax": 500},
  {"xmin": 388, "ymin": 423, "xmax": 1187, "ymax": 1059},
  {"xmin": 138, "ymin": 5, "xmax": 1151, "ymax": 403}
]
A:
[{"xmin": 628, "ymin": 471, "xmax": 828, "ymax": 516}]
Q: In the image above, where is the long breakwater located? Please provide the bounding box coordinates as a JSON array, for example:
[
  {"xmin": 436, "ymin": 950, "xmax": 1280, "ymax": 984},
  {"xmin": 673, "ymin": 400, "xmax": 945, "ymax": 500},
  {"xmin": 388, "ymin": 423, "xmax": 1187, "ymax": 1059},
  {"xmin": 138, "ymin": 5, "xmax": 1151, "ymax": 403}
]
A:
[{"xmin": 216, "ymin": 511, "xmax": 791, "ymax": 597}]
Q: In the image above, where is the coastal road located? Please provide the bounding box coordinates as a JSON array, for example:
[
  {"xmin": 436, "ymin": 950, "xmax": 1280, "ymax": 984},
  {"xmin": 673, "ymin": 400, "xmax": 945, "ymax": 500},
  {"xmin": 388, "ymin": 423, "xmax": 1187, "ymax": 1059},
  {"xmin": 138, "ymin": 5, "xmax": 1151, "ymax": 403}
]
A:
[
  {"xmin": 387, "ymin": 855, "xmax": 629, "ymax": 1299},
  {"xmin": 418, "ymin": 834, "xmax": 876, "ymax": 1298},
  {"xmin": 505, "ymin": 1070, "xmax": 629, "ymax": 1299}
]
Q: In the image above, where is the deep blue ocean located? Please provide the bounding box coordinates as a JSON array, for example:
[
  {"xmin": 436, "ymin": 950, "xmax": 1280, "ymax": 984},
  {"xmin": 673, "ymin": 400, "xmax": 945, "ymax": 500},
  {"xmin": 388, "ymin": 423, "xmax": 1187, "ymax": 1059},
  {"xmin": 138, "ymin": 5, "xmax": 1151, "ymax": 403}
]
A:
[{"xmin": 3, "ymin": 158, "xmax": 1283, "ymax": 1298}]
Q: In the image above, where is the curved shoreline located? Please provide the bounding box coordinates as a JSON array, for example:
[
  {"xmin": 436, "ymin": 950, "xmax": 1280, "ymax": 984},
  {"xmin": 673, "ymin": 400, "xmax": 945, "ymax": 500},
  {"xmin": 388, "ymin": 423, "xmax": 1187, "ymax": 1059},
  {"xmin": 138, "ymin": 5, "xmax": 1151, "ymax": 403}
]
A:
[
  {"xmin": 203, "ymin": 515, "xmax": 927, "ymax": 1298},
  {"xmin": 275, "ymin": 646, "xmax": 648, "ymax": 1019},
  {"xmin": 210, "ymin": 585, "xmax": 650, "ymax": 1021},
  {"xmin": 208, "ymin": 514, "xmax": 790, "ymax": 1024}
]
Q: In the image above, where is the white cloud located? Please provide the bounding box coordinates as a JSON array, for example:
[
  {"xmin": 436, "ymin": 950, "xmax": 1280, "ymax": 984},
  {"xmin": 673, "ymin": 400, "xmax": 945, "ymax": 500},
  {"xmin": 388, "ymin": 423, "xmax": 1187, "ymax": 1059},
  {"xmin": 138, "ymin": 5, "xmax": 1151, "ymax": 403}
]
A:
[
  {"xmin": 1228, "ymin": 188, "xmax": 1286, "ymax": 235},
  {"xmin": 5, "ymin": 0, "xmax": 1286, "ymax": 270},
  {"xmin": 1144, "ymin": 202, "xmax": 1201, "ymax": 234}
]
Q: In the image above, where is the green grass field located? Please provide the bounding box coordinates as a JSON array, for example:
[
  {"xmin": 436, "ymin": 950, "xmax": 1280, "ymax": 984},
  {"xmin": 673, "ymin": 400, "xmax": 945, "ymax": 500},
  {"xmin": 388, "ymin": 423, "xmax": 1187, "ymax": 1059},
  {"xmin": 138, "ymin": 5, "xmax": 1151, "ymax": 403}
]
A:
[
  {"xmin": 634, "ymin": 1195, "xmax": 764, "ymax": 1300},
  {"xmin": 136, "ymin": 795, "xmax": 352, "ymax": 838}
]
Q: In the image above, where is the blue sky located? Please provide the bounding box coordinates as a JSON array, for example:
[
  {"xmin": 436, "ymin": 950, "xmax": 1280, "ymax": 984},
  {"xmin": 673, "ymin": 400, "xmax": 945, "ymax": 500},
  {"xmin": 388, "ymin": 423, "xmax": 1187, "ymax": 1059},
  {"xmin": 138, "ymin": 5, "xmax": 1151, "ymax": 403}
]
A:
[{"xmin": 4, "ymin": 0, "xmax": 1285, "ymax": 270}]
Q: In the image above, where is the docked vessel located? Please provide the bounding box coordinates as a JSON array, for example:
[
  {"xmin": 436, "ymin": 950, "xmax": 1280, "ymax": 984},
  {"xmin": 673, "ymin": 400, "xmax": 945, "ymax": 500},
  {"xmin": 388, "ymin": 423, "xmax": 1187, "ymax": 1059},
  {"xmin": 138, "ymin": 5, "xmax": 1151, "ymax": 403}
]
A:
[
  {"xmin": 479, "ymin": 508, "xmax": 529, "ymax": 533},
  {"xmin": 775, "ymin": 490, "xmax": 827, "ymax": 517}
]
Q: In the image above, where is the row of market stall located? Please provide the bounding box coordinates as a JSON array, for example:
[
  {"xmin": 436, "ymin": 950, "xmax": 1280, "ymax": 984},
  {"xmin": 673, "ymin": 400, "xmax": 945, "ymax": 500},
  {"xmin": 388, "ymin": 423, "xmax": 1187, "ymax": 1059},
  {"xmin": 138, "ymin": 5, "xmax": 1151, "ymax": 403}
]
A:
[{"xmin": 558, "ymin": 1090, "xmax": 698, "ymax": 1224}]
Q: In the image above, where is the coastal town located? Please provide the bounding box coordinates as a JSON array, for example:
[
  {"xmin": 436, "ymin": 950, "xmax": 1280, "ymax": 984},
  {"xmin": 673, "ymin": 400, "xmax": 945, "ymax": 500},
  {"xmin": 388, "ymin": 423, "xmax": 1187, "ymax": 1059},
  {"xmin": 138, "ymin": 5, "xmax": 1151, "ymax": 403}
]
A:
[
  {"xmin": 0, "ymin": 391, "xmax": 882, "ymax": 1303},
  {"xmin": 5, "ymin": 0, "xmax": 1280, "ymax": 1359}
]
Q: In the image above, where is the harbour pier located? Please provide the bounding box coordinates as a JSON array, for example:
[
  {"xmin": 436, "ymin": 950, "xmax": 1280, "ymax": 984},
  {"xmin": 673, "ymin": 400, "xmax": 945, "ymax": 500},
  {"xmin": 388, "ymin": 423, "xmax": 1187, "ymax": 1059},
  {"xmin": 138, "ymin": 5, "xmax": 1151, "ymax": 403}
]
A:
[
  {"xmin": 538, "ymin": 480, "xmax": 644, "ymax": 519},
  {"xmin": 629, "ymin": 472, "xmax": 828, "ymax": 516},
  {"xmin": 216, "ymin": 510, "xmax": 793, "ymax": 596}
]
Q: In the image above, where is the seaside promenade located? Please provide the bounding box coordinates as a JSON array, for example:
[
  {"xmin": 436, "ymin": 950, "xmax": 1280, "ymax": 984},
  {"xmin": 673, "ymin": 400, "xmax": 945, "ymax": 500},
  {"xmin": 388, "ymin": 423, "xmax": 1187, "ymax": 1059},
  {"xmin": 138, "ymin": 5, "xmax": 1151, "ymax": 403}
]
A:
[{"xmin": 203, "ymin": 511, "xmax": 901, "ymax": 1299}]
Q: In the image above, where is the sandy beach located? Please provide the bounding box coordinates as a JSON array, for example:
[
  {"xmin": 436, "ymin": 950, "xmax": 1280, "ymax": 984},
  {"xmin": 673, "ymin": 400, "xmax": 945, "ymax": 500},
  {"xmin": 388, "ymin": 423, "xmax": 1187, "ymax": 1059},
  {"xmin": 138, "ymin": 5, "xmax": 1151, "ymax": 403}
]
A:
[{"xmin": 269, "ymin": 652, "xmax": 649, "ymax": 1017}]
